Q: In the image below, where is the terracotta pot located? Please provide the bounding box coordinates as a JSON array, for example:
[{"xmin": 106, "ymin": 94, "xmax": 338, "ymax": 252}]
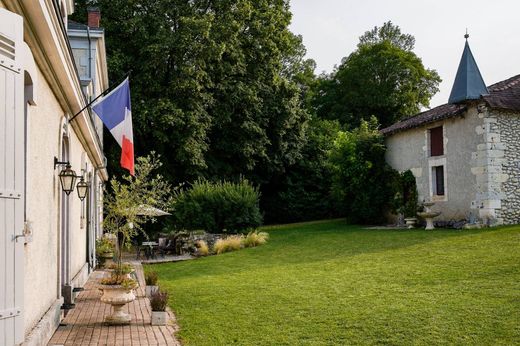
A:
[
  {"xmin": 100, "ymin": 285, "xmax": 136, "ymax": 325},
  {"xmin": 151, "ymin": 311, "xmax": 168, "ymax": 326}
]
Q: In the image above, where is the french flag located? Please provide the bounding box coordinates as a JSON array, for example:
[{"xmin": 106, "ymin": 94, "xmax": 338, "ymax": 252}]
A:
[{"xmin": 92, "ymin": 78, "xmax": 135, "ymax": 175}]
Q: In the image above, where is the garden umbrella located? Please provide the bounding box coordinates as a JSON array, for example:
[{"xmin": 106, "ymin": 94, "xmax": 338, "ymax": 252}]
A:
[{"xmin": 135, "ymin": 204, "xmax": 171, "ymax": 216}]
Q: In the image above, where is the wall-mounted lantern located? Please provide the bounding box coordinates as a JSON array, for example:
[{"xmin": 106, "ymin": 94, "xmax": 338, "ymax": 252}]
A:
[
  {"xmin": 76, "ymin": 176, "xmax": 89, "ymax": 201},
  {"xmin": 54, "ymin": 157, "xmax": 88, "ymax": 199}
]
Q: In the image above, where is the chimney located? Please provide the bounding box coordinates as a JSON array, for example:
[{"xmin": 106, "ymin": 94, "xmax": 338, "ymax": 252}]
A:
[{"xmin": 87, "ymin": 7, "xmax": 100, "ymax": 28}]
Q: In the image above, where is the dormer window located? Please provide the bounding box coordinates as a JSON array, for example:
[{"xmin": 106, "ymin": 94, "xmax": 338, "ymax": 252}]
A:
[{"xmin": 429, "ymin": 126, "xmax": 443, "ymax": 156}]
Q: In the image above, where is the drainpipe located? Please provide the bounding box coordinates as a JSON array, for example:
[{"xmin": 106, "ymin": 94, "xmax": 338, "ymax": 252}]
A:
[
  {"xmin": 93, "ymin": 159, "xmax": 107, "ymax": 267},
  {"xmin": 87, "ymin": 26, "xmax": 93, "ymax": 98}
]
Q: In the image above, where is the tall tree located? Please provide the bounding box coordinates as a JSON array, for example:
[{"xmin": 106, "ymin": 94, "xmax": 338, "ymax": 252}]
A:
[
  {"xmin": 313, "ymin": 22, "xmax": 441, "ymax": 129},
  {"xmin": 202, "ymin": 1, "xmax": 309, "ymax": 181}
]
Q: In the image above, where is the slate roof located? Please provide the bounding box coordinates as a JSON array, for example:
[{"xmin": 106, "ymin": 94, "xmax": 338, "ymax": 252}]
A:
[
  {"xmin": 381, "ymin": 74, "xmax": 520, "ymax": 136},
  {"xmin": 448, "ymin": 41, "xmax": 489, "ymax": 104}
]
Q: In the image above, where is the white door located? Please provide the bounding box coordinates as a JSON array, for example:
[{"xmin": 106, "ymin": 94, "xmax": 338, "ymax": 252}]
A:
[{"xmin": 0, "ymin": 9, "xmax": 25, "ymax": 346}]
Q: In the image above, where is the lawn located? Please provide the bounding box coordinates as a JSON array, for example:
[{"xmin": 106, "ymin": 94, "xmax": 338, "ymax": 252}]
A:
[{"xmin": 147, "ymin": 220, "xmax": 520, "ymax": 345}]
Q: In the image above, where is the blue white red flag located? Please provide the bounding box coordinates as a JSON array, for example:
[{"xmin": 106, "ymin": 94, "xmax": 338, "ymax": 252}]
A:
[{"xmin": 92, "ymin": 78, "xmax": 134, "ymax": 175}]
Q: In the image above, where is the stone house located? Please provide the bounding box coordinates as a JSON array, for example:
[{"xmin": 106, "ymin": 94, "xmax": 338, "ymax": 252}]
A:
[
  {"xmin": 382, "ymin": 38, "xmax": 520, "ymax": 226},
  {"xmin": 0, "ymin": 2, "xmax": 108, "ymax": 345}
]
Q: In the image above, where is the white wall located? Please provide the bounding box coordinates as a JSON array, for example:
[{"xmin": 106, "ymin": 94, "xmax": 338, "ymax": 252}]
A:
[
  {"xmin": 24, "ymin": 63, "xmax": 94, "ymax": 332},
  {"xmin": 385, "ymin": 106, "xmax": 484, "ymax": 221}
]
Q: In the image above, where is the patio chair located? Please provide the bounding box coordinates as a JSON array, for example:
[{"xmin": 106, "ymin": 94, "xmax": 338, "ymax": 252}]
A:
[
  {"xmin": 134, "ymin": 240, "xmax": 144, "ymax": 260},
  {"xmin": 156, "ymin": 238, "xmax": 168, "ymax": 258}
]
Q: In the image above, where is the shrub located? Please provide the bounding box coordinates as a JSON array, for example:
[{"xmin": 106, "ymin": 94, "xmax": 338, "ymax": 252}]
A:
[
  {"xmin": 196, "ymin": 240, "xmax": 209, "ymax": 256},
  {"xmin": 214, "ymin": 235, "xmax": 243, "ymax": 254},
  {"xmin": 145, "ymin": 271, "xmax": 159, "ymax": 286},
  {"xmin": 150, "ymin": 289, "xmax": 169, "ymax": 311},
  {"xmin": 242, "ymin": 231, "xmax": 269, "ymax": 248},
  {"xmin": 328, "ymin": 118, "xmax": 400, "ymax": 224},
  {"xmin": 400, "ymin": 170, "xmax": 419, "ymax": 217},
  {"xmin": 172, "ymin": 179, "xmax": 262, "ymax": 234}
]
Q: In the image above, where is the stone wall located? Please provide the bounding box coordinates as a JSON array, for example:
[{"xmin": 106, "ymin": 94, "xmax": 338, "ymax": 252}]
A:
[
  {"xmin": 470, "ymin": 107, "xmax": 506, "ymax": 225},
  {"xmin": 470, "ymin": 108, "xmax": 520, "ymax": 225},
  {"xmin": 494, "ymin": 110, "xmax": 520, "ymax": 224}
]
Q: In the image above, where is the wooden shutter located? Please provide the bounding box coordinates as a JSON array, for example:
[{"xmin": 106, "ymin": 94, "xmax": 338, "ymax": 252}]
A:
[
  {"xmin": 430, "ymin": 126, "xmax": 443, "ymax": 156},
  {"xmin": 0, "ymin": 9, "xmax": 25, "ymax": 345}
]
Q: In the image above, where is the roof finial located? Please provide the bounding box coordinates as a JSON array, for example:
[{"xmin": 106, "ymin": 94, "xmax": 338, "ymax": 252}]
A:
[{"xmin": 464, "ymin": 28, "xmax": 469, "ymax": 40}]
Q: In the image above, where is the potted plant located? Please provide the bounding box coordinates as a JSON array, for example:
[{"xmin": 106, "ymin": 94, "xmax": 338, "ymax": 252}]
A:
[
  {"xmin": 144, "ymin": 271, "xmax": 159, "ymax": 297},
  {"xmin": 99, "ymin": 154, "xmax": 172, "ymax": 325},
  {"xmin": 95, "ymin": 237, "xmax": 115, "ymax": 268},
  {"xmin": 106, "ymin": 262, "xmax": 135, "ymax": 278},
  {"xmin": 150, "ymin": 289, "xmax": 169, "ymax": 326}
]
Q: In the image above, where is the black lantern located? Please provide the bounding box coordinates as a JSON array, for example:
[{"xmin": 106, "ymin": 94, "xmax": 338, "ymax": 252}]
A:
[
  {"xmin": 58, "ymin": 164, "xmax": 77, "ymax": 195},
  {"xmin": 76, "ymin": 176, "xmax": 88, "ymax": 201}
]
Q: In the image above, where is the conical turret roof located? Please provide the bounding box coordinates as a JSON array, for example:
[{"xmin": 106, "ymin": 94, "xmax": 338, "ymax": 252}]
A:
[{"xmin": 448, "ymin": 39, "xmax": 489, "ymax": 104}]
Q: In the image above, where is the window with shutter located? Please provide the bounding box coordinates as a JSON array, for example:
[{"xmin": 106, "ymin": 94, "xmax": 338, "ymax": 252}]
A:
[{"xmin": 430, "ymin": 126, "xmax": 444, "ymax": 156}]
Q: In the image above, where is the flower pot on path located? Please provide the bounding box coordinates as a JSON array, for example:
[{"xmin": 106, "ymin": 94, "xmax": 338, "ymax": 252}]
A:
[
  {"xmin": 145, "ymin": 285, "xmax": 158, "ymax": 297},
  {"xmin": 151, "ymin": 311, "xmax": 168, "ymax": 326}
]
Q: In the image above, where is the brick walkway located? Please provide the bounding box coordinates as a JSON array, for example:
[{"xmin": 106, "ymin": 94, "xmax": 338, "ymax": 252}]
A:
[{"xmin": 48, "ymin": 263, "xmax": 180, "ymax": 346}]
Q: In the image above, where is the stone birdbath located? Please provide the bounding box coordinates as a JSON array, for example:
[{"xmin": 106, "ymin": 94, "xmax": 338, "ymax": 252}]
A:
[{"xmin": 417, "ymin": 201, "xmax": 441, "ymax": 230}]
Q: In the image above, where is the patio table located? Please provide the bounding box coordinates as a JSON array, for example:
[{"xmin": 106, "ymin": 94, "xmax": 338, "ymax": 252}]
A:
[{"xmin": 141, "ymin": 241, "xmax": 159, "ymax": 259}]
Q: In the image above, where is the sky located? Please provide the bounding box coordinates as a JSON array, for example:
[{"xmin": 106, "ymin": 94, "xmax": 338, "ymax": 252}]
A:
[{"xmin": 288, "ymin": 0, "xmax": 520, "ymax": 108}]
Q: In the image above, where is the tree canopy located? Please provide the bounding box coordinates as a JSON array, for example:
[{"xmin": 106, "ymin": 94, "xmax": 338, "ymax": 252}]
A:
[
  {"xmin": 73, "ymin": 0, "xmax": 312, "ymax": 187},
  {"xmin": 313, "ymin": 22, "xmax": 441, "ymax": 129},
  {"xmin": 358, "ymin": 21, "xmax": 415, "ymax": 51}
]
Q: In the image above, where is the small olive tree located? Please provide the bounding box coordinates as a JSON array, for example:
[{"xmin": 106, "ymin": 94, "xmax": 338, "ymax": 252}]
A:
[{"xmin": 102, "ymin": 153, "xmax": 172, "ymax": 284}]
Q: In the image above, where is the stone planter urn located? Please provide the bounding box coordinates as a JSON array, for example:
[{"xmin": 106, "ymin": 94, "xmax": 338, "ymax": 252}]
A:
[
  {"xmin": 145, "ymin": 285, "xmax": 158, "ymax": 297},
  {"xmin": 100, "ymin": 285, "xmax": 136, "ymax": 325},
  {"xmin": 151, "ymin": 311, "xmax": 168, "ymax": 326},
  {"xmin": 99, "ymin": 252, "xmax": 114, "ymax": 267},
  {"xmin": 404, "ymin": 217, "xmax": 417, "ymax": 229}
]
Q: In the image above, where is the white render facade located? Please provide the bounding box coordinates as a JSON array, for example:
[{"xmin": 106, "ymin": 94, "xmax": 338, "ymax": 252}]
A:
[{"xmin": 0, "ymin": 1, "xmax": 108, "ymax": 345}]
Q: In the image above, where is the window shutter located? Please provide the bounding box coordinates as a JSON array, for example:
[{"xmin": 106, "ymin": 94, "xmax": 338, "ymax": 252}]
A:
[
  {"xmin": 430, "ymin": 126, "xmax": 444, "ymax": 156},
  {"xmin": 0, "ymin": 8, "xmax": 25, "ymax": 345}
]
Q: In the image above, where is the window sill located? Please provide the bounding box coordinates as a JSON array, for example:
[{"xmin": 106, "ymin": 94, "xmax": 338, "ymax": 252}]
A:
[{"xmin": 432, "ymin": 195, "xmax": 447, "ymax": 202}]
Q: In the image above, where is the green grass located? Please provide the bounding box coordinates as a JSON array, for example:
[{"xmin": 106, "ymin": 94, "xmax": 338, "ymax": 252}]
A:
[{"xmin": 147, "ymin": 220, "xmax": 520, "ymax": 345}]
